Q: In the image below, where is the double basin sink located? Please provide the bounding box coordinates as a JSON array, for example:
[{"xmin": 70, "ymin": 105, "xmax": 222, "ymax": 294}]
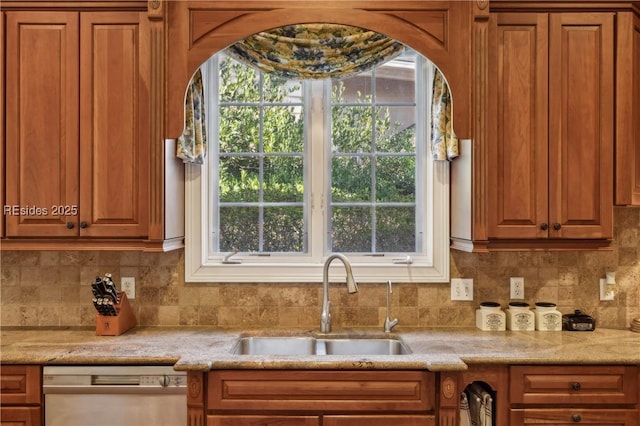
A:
[{"xmin": 233, "ymin": 335, "xmax": 411, "ymax": 356}]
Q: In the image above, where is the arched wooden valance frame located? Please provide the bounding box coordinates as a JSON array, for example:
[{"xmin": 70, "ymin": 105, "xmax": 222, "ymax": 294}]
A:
[
  {"xmin": 145, "ymin": 0, "xmax": 490, "ymax": 250},
  {"xmin": 157, "ymin": 0, "xmax": 489, "ymax": 140}
]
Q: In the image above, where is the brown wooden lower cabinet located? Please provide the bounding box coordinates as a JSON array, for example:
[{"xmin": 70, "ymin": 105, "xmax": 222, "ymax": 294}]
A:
[
  {"xmin": 323, "ymin": 415, "xmax": 435, "ymax": 426},
  {"xmin": 0, "ymin": 406, "xmax": 41, "ymax": 426},
  {"xmin": 510, "ymin": 408, "xmax": 638, "ymax": 425},
  {"xmin": 0, "ymin": 365, "xmax": 42, "ymax": 426},
  {"xmin": 208, "ymin": 415, "xmax": 319, "ymax": 426},
  {"xmin": 508, "ymin": 365, "xmax": 639, "ymax": 426}
]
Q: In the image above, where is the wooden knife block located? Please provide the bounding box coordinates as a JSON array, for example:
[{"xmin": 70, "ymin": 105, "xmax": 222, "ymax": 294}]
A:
[{"xmin": 95, "ymin": 292, "xmax": 137, "ymax": 336}]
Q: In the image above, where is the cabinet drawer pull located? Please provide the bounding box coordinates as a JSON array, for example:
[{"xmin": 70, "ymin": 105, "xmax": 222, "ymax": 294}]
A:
[
  {"xmin": 80, "ymin": 221, "xmax": 88, "ymax": 229},
  {"xmin": 571, "ymin": 382, "xmax": 581, "ymax": 391},
  {"xmin": 572, "ymin": 414, "xmax": 581, "ymax": 423},
  {"xmin": 540, "ymin": 223, "xmax": 548, "ymax": 230},
  {"xmin": 553, "ymin": 223, "xmax": 562, "ymax": 230},
  {"xmin": 66, "ymin": 222, "xmax": 75, "ymax": 229}
]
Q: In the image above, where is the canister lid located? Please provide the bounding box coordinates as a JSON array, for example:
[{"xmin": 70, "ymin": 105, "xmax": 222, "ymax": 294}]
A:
[
  {"xmin": 479, "ymin": 301, "xmax": 501, "ymax": 308},
  {"xmin": 535, "ymin": 302, "xmax": 557, "ymax": 308},
  {"xmin": 508, "ymin": 302, "xmax": 530, "ymax": 308}
]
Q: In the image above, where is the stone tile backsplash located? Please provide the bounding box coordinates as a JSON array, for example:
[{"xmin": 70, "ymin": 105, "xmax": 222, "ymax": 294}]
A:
[{"xmin": 1, "ymin": 208, "xmax": 639, "ymax": 330}]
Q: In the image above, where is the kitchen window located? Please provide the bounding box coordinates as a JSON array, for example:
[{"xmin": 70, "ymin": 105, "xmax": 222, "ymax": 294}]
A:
[{"xmin": 184, "ymin": 48, "xmax": 450, "ymax": 283}]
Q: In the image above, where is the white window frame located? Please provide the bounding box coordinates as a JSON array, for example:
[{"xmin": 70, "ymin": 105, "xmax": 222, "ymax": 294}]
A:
[{"xmin": 184, "ymin": 54, "xmax": 450, "ymax": 283}]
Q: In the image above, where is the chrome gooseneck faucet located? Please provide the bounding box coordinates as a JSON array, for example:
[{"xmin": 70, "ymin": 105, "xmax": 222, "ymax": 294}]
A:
[
  {"xmin": 320, "ymin": 254, "xmax": 358, "ymax": 333},
  {"xmin": 384, "ymin": 280, "xmax": 399, "ymax": 332}
]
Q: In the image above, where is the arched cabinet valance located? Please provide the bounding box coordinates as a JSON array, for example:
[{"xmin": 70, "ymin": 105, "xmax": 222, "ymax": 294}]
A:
[{"xmin": 162, "ymin": 0, "xmax": 483, "ymax": 140}]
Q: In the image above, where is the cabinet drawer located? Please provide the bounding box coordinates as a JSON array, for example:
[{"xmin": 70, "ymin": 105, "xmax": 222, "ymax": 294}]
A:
[
  {"xmin": 208, "ymin": 370, "xmax": 435, "ymax": 413},
  {"xmin": 510, "ymin": 408, "xmax": 638, "ymax": 425},
  {"xmin": 0, "ymin": 406, "xmax": 42, "ymax": 426},
  {"xmin": 324, "ymin": 415, "xmax": 435, "ymax": 426},
  {"xmin": 0, "ymin": 365, "xmax": 41, "ymax": 405},
  {"xmin": 208, "ymin": 415, "xmax": 319, "ymax": 426},
  {"xmin": 510, "ymin": 365, "xmax": 638, "ymax": 405}
]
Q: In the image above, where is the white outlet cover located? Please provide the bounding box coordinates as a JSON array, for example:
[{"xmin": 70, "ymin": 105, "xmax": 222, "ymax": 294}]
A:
[
  {"xmin": 121, "ymin": 277, "xmax": 136, "ymax": 299},
  {"xmin": 510, "ymin": 277, "xmax": 525, "ymax": 299}
]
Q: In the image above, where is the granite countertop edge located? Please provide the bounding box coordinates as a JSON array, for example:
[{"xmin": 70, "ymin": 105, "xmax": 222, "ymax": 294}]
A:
[{"xmin": 2, "ymin": 326, "xmax": 639, "ymax": 372}]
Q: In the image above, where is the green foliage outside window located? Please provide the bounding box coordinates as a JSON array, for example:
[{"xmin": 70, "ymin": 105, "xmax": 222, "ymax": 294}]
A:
[{"xmin": 217, "ymin": 55, "xmax": 417, "ymax": 254}]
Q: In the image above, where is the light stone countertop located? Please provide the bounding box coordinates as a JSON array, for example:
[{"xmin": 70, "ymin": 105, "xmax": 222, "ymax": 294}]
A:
[{"xmin": 1, "ymin": 327, "xmax": 639, "ymax": 372}]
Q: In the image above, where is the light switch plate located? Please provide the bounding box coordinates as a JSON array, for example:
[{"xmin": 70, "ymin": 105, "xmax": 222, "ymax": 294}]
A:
[
  {"xmin": 599, "ymin": 278, "xmax": 614, "ymax": 301},
  {"xmin": 451, "ymin": 278, "xmax": 473, "ymax": 301}
]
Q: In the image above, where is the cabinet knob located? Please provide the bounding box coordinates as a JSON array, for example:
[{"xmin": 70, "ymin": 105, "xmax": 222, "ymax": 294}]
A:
[
  {"xmin": 66, "ymin": 222, "xmax": 75, "ymax": 229},
  {"xmin": 80, "ymin": 221, "xmax": 88, "ymax": 229},
  {"xmin": 540, "ymin": 223, "xmax": 548, "ymax": 231},
  {"xmin": 553, "ymin": 223, "xmax": 562, "ymax": 230},
  {"xmin": 571, "ymin": 382, "xmax": 581, "ymax": 391},
  {"xmin": 572, "ymin": 414, "xmax": 582, "ymax": 423}
]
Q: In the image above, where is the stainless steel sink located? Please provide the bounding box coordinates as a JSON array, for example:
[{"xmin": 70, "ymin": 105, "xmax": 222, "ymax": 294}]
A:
[
  {"xmin": 232, "ymin": 336, "xmax": 411, "ymax": 356},
  {"xmin": 320, "ymin": 338, "xmax": 411, "ymax": 355},
  {"xmin": 232, "ymin": 336, "xmax": 317, "ymax": 355}
]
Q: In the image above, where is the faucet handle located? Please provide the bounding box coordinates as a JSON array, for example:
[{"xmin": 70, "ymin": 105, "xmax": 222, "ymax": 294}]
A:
[{"xmin": 384, "ymin": 280, "xmax": 398, "ymax": 332}]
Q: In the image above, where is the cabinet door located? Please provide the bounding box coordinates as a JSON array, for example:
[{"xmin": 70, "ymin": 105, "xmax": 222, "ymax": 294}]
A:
[
  {"xmin": 548, "ymin": 13, "xmax": 614, "ymax": 239},
  {"xmin": 79, "ymin": 12, "xmax": 149, "ymax": 238},
  {"xmin": 615, "ymin": 12, "xmax": 640, "ymax": 206},
  {"xmin": 5, "ymin": 12, "xmax": 80, "ymax": 237},
  {"xmin": 488, "ymin": 13, "xmax": 549, "ymax": 239},
  {"xmin": 208, "ymin": 416, "xmax": 319, "ymax": 426},
  {"xmin": 0, "ymin": 407, "xmax": 41, "ymax": 426},
  {"xmin": 0, "ymin": 366, "xmax": 41, "ymax": 406},
  {"xmin": 324, "ymin": 415, "xmax": 435, "ymax": 426},
  {"xmin": 510, "ymin": 409, "xmax": 638, "ymax": 425}
]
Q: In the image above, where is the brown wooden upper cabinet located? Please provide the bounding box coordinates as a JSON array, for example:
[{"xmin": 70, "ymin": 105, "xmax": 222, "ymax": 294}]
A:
[
  {"xmin": 616, "ymin": 11, "xmax": 640, "ymax": 206},
  {"xmin": 5, "ymin": 11, "xmax": 149, "ymax": 240},
  {"xmin": 488, "ymin": 12, "xmax": 614, "ymax": 243}
]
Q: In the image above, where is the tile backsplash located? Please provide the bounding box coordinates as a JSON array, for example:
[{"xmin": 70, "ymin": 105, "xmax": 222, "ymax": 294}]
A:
[{"xmin": 2, "ymin": 208, "xmax": 639, "ymax": 330}]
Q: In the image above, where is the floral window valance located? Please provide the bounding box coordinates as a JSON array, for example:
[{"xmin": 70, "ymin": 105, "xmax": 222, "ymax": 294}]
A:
[
  {"xmin": 178, "ymin": 24, "xmax": 459, "ymax": 164},
  {"xmin": 225, "ymin": 24, "xmax": 405, "ymax": 79},
  {"xmin": 177, "ymin": 67, "xmax": 207, "ymax": 164}
]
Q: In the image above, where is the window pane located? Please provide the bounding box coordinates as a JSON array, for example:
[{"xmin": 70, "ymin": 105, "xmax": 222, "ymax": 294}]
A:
[
  {"xmin": 331, "ymin": 207, "xmax": 371, "ymax": 252},
  {"xmin": 264, "ymin": 207, "xmax": 305, "ymax": 252},
  {"xmin": 333, "ymin": 73, "xmax": 372, "ymax": 100},
  {"xmin": 376, "ymin": 106, "xmax": 416, "ymax": 152},
  {"xmin": 264, "ymin": 157, "xmax": 303, "ymax": 202},
  {"xmin": 376, "ymin": 207, "xmax": 416, "ymax": 252},
  {"xmin": 375, "ymin": 61, "xmax": 415, "ymax": 101},
  {"xmin": 376, "ymin": 156, "xmax": 415, "ymax": 203},
  {"xmin": 331, "ymin": 105, "xmax": 373, "ymax": 153},
  {"xmin": 263, "ymin": 106, "xmax": 304, "ymax": 152},
  {"xmin": 263, "ymin": 75, "xmax": 302, "ymax": 103},
  {"xmin": 219, "ymin": 156, "xmax": 260, "ymax": 202},
  {"xmin": 219, "ymin": 56, "xmax": 260, "ymax": 102},
  {"xmin": 219, "ymin": 106, "xmax": 260, "ymax": 153},
  {"xmin": 331, "ymin": 156, "xmax": 371, "ymax": 202},
  {"xmin": 219, "ymin": 207, "xmax": 259, "ymax": 252}
]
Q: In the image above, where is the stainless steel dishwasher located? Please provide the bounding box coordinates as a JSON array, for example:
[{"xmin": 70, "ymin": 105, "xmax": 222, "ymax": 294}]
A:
[{"xmin": 43, "ymin": 366, "xmax": 187, "ymax": 426}]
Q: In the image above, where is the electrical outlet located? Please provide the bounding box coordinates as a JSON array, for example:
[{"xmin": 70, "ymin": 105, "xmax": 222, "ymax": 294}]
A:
[
  {"xmin": 121, "ymin": 277, "xmax": 136, "ymax": 299},
  {"xmin": 451, "ymin": 278, "xmax": 473, "ymax": 301},
  {"xmin": 510, "ymin": 277, "xmax": 525, "ymax": 299}
]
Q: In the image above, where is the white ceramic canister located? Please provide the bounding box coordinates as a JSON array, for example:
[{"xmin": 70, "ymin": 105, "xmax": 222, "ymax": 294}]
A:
[
  {"xmin": 534, "ymin": 302, "xmax": 562, "ymax": 331},
  {"xmin": 476, "ymin": 302, "xmax": 506, "ymax": 331},
  {"xmin": 506, "ymin": 302, "xmax": 535, "ymax": 331}
]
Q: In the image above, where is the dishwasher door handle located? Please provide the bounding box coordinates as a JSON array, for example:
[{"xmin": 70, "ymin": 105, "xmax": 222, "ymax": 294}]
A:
[{"xmin": 43, "ymin": 386, "xmax": 186, "ymax": 395}]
